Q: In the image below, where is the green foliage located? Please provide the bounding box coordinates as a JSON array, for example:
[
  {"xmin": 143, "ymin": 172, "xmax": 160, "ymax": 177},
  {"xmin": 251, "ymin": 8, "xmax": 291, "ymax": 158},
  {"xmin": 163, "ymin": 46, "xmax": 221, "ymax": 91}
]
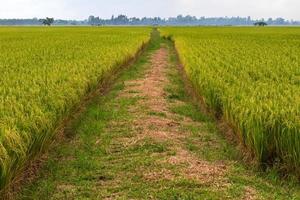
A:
[
  {"xmin": 42, "ymin": 17, "xmax": 54, "ymax": 26},
  {"xmin": 161, "ymin": 27, "xmax": 300, "ymax": 176},
  {"xmin": 0, "ymin": 27, "xmax": 150, "ymax": 191},
  {"xmin": 254, "ymin": 21, "xmax": 268, "ymax": 26}
]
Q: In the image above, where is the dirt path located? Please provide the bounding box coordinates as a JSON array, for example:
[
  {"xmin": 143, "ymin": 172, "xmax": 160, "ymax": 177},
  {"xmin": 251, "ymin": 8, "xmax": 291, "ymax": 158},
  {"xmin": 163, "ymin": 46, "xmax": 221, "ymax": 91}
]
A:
[
  {"xmin": 119, "ymin": 46, "xmax": 228, "ymax": 186},
  {"xmin": 18, "ymin": 36, "xmax": 300, "ymax": 200}
]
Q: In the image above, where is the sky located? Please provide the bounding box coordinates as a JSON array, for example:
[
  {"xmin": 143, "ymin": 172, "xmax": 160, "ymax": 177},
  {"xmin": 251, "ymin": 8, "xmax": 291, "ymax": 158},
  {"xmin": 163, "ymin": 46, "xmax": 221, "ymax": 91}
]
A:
[{"xmin": 0, "ymin": 0, "xmax": 299, "ymax": 21}]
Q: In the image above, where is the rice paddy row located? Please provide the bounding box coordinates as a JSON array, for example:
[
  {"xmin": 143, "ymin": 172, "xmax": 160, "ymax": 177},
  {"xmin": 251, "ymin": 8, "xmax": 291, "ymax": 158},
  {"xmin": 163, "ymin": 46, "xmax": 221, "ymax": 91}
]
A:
[{"xmin": 0, "ymin": 27, "xmax": 151, "ymax": 191}]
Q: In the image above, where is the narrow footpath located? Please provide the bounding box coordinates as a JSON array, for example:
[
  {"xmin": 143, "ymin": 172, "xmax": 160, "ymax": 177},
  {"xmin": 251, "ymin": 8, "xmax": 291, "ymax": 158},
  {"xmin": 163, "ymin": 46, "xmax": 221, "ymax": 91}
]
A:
[{"xmin": 18, "ymin": 34, "xmax": 300, "ymax": 200}]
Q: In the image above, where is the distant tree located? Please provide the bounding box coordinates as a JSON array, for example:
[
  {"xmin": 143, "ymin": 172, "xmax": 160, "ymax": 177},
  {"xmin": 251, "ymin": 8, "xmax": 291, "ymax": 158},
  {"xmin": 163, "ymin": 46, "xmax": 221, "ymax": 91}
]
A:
[
  {"xmin": 267, "ymin": 18, "xmax": 273, "ymax": 25},
  {"xmin": 254, "ymin": 21, "xmax": 267, "ymax": 26},
  {"xmin": 88, "ymin": 15, "xmax": 95, "ymax": 25},
  {"xmin": 42, "ymin": 17, "xmax": 54, "ymax": 26},
  {"xmin": 114, "ymin": 15, "xmax": 129, "ymax": 25},
  {"xmin": 274, "ymin": 18, "xmax": 285, "ymax": 25}
]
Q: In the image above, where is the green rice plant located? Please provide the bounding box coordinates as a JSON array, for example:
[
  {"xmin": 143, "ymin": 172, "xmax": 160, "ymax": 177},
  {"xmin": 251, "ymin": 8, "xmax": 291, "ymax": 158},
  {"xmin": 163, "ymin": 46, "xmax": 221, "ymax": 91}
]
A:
[
  {"xmin": 161, "ymin": 27, "xmax": 300, "ymax": 176},
  {"xmin": 0, "ymin": 27, "xmax": 151, "ymax": 191}
]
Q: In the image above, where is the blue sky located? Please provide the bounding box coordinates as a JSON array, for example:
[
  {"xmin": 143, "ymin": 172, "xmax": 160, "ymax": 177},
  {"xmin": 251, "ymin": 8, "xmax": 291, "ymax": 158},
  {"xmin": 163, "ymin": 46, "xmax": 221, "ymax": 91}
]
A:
[{"xmin": 0, "ymin": 0, "xmax": 299, "ymax": 20}]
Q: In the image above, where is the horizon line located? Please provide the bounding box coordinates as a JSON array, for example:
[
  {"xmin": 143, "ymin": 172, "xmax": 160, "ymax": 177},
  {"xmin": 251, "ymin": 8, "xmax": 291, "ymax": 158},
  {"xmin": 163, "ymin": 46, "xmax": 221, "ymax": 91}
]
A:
[{"xmin": 0, "ymin": 15, "xmax": 299, "ymax": 22}]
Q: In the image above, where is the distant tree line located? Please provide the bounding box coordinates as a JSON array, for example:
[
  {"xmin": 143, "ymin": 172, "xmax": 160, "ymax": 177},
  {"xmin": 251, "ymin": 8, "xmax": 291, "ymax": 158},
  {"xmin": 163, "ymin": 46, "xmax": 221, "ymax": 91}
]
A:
[
  {"xmin": 0, "ymin": 18, "xmax": 86, "ymax": 26},
  {"xmin": 1, "ymin": 15, "xmax": 299, "ymax": 26},
  {"xmin": 87, "ymin": 15, "xmax": 300, "ymax": 26}
]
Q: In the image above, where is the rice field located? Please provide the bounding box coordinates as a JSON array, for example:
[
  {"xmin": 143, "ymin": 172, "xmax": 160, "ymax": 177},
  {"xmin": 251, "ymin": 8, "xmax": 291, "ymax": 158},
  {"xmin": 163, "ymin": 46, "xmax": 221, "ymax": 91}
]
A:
[
  {"xmin": 0, "ymin": 27, "xmax": 150, "ymax": 190},
  {"xmin": 161, "ymin": 27, "xmax": 300, "ymax": 175},
  {"xmin": 1, "ymin": 26, "xmax": 300, "ymax": 196}
]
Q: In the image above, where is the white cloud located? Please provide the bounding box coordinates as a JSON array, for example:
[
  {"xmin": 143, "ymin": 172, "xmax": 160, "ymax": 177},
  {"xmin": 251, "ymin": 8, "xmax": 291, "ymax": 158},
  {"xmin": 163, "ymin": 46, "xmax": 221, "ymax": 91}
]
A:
[{"xmin": 0, "ymin": 0, "xmax": 299, "ymax": 20}]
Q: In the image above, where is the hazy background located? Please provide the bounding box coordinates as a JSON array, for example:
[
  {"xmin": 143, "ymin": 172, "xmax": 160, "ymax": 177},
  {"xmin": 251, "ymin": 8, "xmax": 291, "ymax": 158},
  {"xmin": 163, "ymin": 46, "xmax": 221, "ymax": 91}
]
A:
[{"xmin": 0, "ymin": 0, "xmax": 299, "ymax": 20}]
